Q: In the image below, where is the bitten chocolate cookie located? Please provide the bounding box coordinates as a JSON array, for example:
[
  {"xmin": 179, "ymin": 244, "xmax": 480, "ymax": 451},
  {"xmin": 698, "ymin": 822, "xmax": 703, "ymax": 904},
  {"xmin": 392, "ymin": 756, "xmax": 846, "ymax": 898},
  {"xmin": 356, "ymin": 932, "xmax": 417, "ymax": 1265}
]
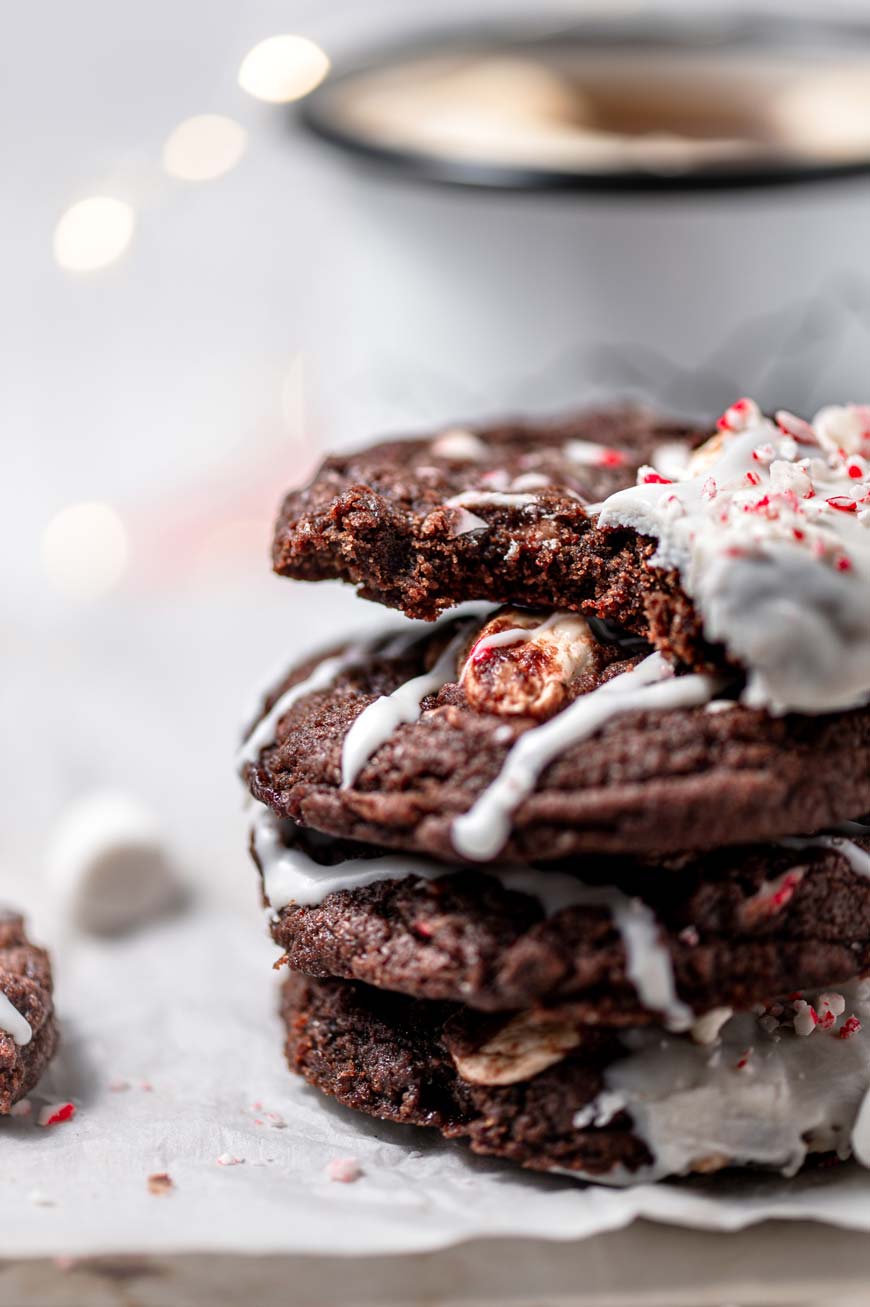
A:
[
  {"xmin": 272, "ymin": 408, "xmax": 702, "ymax": 642},
  {"xmin": 0, "ymin": 912, "xmax": 58, "ymax": 1112},
  {"xmin": 282, "ymin": 970, "xmax": 870, "ymax": 1183},
  {"xmin": 257, "ymin": 814, "xmax": 870, "ymax": 1020},
  {"xmin": 273, "ymin": 400, "xmax": 870, "ymax": 716},
  {"xmin": 241, "ymin": 609, "xmax": 870, "ymax": 862}
]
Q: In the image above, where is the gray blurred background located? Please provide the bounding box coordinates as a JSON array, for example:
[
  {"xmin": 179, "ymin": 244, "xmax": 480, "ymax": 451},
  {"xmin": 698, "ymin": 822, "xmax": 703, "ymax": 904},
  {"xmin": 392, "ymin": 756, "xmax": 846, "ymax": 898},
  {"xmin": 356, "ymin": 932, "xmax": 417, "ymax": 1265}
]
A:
[{"xmin": 5, "ymin": 0, "xmax": 870, "ymax": 922}]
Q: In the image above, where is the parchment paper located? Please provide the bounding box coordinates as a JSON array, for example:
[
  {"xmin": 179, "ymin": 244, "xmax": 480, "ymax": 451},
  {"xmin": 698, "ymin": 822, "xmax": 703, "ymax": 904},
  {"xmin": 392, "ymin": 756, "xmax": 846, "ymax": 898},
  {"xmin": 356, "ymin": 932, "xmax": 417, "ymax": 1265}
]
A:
[{"xmin": 6, "ymin": 900, "xmax": 870, "ymax": 1260}]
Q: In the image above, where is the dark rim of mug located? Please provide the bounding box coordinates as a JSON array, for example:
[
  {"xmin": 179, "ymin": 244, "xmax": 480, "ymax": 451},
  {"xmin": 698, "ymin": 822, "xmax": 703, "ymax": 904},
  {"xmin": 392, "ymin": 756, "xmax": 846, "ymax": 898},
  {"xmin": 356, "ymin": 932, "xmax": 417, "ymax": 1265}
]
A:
[{"xmin": 296, "ymin": 14, "xmax": 870, "ymax": 195}]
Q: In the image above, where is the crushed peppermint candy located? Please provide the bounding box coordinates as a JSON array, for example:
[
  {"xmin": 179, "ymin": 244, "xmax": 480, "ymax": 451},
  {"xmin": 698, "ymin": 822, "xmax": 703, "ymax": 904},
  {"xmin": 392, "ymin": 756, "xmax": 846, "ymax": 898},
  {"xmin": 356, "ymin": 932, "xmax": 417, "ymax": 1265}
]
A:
[
  {"xmin": 10, "ymin": 1098, "xmax": 32, "ymax": 1117},
  {"xmin": 839, "ymin": 1015, "xmax": 863, "ymax": 1040},
  {"xmin": 216, "ymin": 1153, "xmax": 244, "ymax": 1167},
  {"xmin": 793, "ymin": 1000, "xmax": 819, "ymax": 1037},
  {"xmin": 326, "ymin": 1157, "xmax": 362, "ymax": 1183},
  {"xmin": 598, "ymin": 399, "xmax": 870, "ymax": 714},
  {"xmin": 38, "ymin": 1102, "xmax": 76, "ymax": 1127}
]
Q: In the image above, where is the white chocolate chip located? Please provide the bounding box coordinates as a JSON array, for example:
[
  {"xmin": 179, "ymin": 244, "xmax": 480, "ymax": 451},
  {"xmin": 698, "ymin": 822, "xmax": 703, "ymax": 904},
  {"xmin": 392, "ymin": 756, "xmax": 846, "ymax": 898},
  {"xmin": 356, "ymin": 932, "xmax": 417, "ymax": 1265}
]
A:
[{"xmin": 451, "ymin": 1010, "xmax": 581, "ymax": 1086}]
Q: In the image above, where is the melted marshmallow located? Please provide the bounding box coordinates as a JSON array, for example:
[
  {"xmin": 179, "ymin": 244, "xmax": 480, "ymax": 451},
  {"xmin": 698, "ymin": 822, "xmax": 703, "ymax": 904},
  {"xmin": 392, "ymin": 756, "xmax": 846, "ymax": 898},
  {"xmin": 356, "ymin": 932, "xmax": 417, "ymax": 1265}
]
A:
[
  {"xmin": 451, "ymin": 653, "xmax": 717, "ymax": 862},
  {"xmin": 582, "ymin": 982, "xmax": 870, "ymax": 1185},
  {"xmin": 253, "ymin": 814, "xmax": 691, "ymax": 1027},
  {"xmin": 598, "ymin": 401, "xmax": 870, "ymax": 714},
  {"xmin": 0, "ymin": 991, "xmax": 31, "ymax": 1046},
  {"xmin": 341, "ymin": 624, "xmax": 474, "ymax": 788}
]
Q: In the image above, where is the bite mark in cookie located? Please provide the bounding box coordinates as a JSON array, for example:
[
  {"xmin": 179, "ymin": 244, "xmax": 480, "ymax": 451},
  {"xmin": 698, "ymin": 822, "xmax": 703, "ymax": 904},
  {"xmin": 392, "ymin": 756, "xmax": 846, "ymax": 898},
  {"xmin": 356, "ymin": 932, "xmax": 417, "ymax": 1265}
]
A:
[{"xmin": 271, "ymin": 408, "xmax": 703, "ymax": 632}]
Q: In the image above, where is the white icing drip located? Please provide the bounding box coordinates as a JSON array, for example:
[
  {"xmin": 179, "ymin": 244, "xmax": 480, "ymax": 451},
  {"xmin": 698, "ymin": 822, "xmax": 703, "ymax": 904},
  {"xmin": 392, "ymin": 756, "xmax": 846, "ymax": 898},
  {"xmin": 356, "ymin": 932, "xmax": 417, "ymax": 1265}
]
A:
[
  {"xmin": 251, "ymin": 807, "xmax": 448, "ymax": 913},
  {"xmin": 598, "ymin": 401, "xmax": 870, "ymax": 714},
  {"xmin": 253, "ymin": 819, "xmax": 691, "ymax": 1029},
  {"xmin": 341, "ymin": 623, "xmax": 474, "ymax": 789},
  {"xmin": 500, "ymin": 878, "xmax": 691, "ymax": 1031},
  {"xmin": 451, "ymin": 653, "xmax": 717, "ymax": 862},
  {"xmin": 779, "ymin": 834, "xmax": 870, "ymax": 879},
  {"xmin": 0, "ymin": 991, "xmax": 31, "ymax": 1047},
  {"xmin": 430, "ymin": 428, "xmax": 487, "ymax": 461},
  {"xmin": 586, "ymin": 982, "xmax": 870, "ymax": 1185},
  {"xmin": 238, "ymin": 641, "xmax": 375, "ymax": 770}
]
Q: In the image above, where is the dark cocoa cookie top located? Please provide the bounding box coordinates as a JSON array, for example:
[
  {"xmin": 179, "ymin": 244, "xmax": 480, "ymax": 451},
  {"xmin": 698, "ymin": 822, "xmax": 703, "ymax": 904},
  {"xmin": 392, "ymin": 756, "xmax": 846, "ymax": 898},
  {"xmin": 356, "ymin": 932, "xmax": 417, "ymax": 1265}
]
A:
[
  {"xmin": 272, "ymin": 409, "xmax": 705, "ymax": 656},
  {"xmin": 242, "ymin": 611, "xmax": 870, "ymax": 861},
  {"xmin": 260, "ymin": 818, "xmax": 870, "ymax": 1018},
  {"xmin": 0, "ymin": 911, "xmax": 58, "ymax": 1113}
]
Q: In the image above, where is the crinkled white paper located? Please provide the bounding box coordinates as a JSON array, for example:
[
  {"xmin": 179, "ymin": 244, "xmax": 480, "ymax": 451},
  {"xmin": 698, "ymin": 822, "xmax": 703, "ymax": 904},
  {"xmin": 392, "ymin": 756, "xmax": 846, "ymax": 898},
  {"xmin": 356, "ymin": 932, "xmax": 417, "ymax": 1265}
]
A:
[{"xmin": 5, "ymin": 903, "xmax": 870, "ymax": 1259}]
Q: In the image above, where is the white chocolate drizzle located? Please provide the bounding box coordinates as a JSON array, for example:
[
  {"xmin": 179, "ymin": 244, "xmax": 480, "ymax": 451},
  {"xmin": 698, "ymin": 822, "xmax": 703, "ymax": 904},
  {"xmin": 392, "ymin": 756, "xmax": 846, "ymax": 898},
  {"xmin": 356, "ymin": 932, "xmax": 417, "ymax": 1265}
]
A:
[
  {"xmin": 579, "ymin": 981, "xmax": 870, "ymax": 1185},
  {"xmin": 779, "ymin": 834, "xmax": 870, "ymax": 880},
  {"xmin": 251, "ymin": 807, "xmax": 449, "ymax": 914},
  {"xmin": 238, "ymin": 641, "xmax": 376, "ymax": 770},
  {"xmin": 341, "ymin": 623, "xmax": 474, "ymax": 788},
  {"xmin": 0, "ymin": 991, "xmax": 31, "ymax": 1046},
  {"xmin": 458, "ymin": 612, "xmax": 564, "ymax": 680},
  {"xmin": 252, "ymin": 813, "xmax": 691, "ymax": 1028},
  {"xmin": 451, "ymin": 653, "xmax": 717, "ymax": 862},
  {"xmin": 598, "ymin": 399, "xmax": 870, "ymax": 714}
]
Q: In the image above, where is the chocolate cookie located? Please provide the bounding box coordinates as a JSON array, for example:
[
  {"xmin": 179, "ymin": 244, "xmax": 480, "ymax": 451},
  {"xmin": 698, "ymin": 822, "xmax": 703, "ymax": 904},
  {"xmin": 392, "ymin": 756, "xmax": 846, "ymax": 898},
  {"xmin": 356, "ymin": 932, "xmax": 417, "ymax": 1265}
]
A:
[
  {"xmin": 282, "ymin": 971, "xmax": 870, "ymax": 1182},
  {"xmin": 258, "ymin": 814, "xmax": 870, "ymax": 1019},
  {"xmin": 273, "ymin": 401, "xmax": 870, "ymax": 717},
  {"xmin": 272, "ymin": 408, "xmax": 703, "ymax": 644},
  {"xmin": 0, "ymin": 912, "xmax": 58, "ymax": 1112},
  {"xmin": 282, "ymin": 971, "xmax": 650, "ymax": 1179},
  {"xmin": 241, "ymin": 611, "xmax": 870, "ymax": 861}
]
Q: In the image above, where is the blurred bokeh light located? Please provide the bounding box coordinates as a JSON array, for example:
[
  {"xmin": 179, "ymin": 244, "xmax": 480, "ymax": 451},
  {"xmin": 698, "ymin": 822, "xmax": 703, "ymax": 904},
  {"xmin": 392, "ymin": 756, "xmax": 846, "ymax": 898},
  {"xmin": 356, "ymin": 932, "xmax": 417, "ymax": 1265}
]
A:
[
  {"xmin": 237, "ymin": 34, "xmax": 330, "ymax": 104},
  {"xmin": 41, "ymin": 502, "xmax": 129, "ymax": 601},
  {"xmin": 162, "ymin": 114, "xmax": 248, "ymax": 181},
  {"xmin": 52, "ymin": 196, "xmax": 135, "ymax": 271}
]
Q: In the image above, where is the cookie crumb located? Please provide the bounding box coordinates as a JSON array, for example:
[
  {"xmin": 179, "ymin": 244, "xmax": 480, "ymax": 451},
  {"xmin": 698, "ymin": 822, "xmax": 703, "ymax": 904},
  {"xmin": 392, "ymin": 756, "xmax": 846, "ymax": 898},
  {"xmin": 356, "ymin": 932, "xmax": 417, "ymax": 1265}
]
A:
[
  {"xmin": 108, "ymin": 1078, "xmax": 130, "ymax": 1093},
  {"xmin": 327, "ymin": 1156, "xmax": 362, "ymax": 1183},
  {"xmin": 147, "ymin": 1172, "xmax": 174, "ymax": 1196}
]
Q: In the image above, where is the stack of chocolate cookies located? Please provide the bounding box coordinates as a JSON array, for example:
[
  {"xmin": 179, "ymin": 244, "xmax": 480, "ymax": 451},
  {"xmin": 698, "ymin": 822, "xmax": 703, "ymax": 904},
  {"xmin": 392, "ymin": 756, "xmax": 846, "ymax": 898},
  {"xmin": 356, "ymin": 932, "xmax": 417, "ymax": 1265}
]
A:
[{"xmin": 240, "ymin": 399, "xmax": 870, "ymax": 1184}]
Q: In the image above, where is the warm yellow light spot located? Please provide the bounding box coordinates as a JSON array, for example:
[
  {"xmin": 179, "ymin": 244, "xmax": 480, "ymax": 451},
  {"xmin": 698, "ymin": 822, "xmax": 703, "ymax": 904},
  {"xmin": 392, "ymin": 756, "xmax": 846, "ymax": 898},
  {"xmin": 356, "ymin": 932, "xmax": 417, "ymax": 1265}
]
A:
[
  {"xmin": 238, "ymin": 34, "xmax": 329, "ymax": 103},
  {"xmin": 41, "ymin": 502, "xmax": 129, "ymax": 600},
  {"xmin": 53, "ymin": 197, "xmax": 135, "ymax": 272},
  {"xmin": 162, "ymin": 114, "xmax": 248, "ymax": 181}
]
